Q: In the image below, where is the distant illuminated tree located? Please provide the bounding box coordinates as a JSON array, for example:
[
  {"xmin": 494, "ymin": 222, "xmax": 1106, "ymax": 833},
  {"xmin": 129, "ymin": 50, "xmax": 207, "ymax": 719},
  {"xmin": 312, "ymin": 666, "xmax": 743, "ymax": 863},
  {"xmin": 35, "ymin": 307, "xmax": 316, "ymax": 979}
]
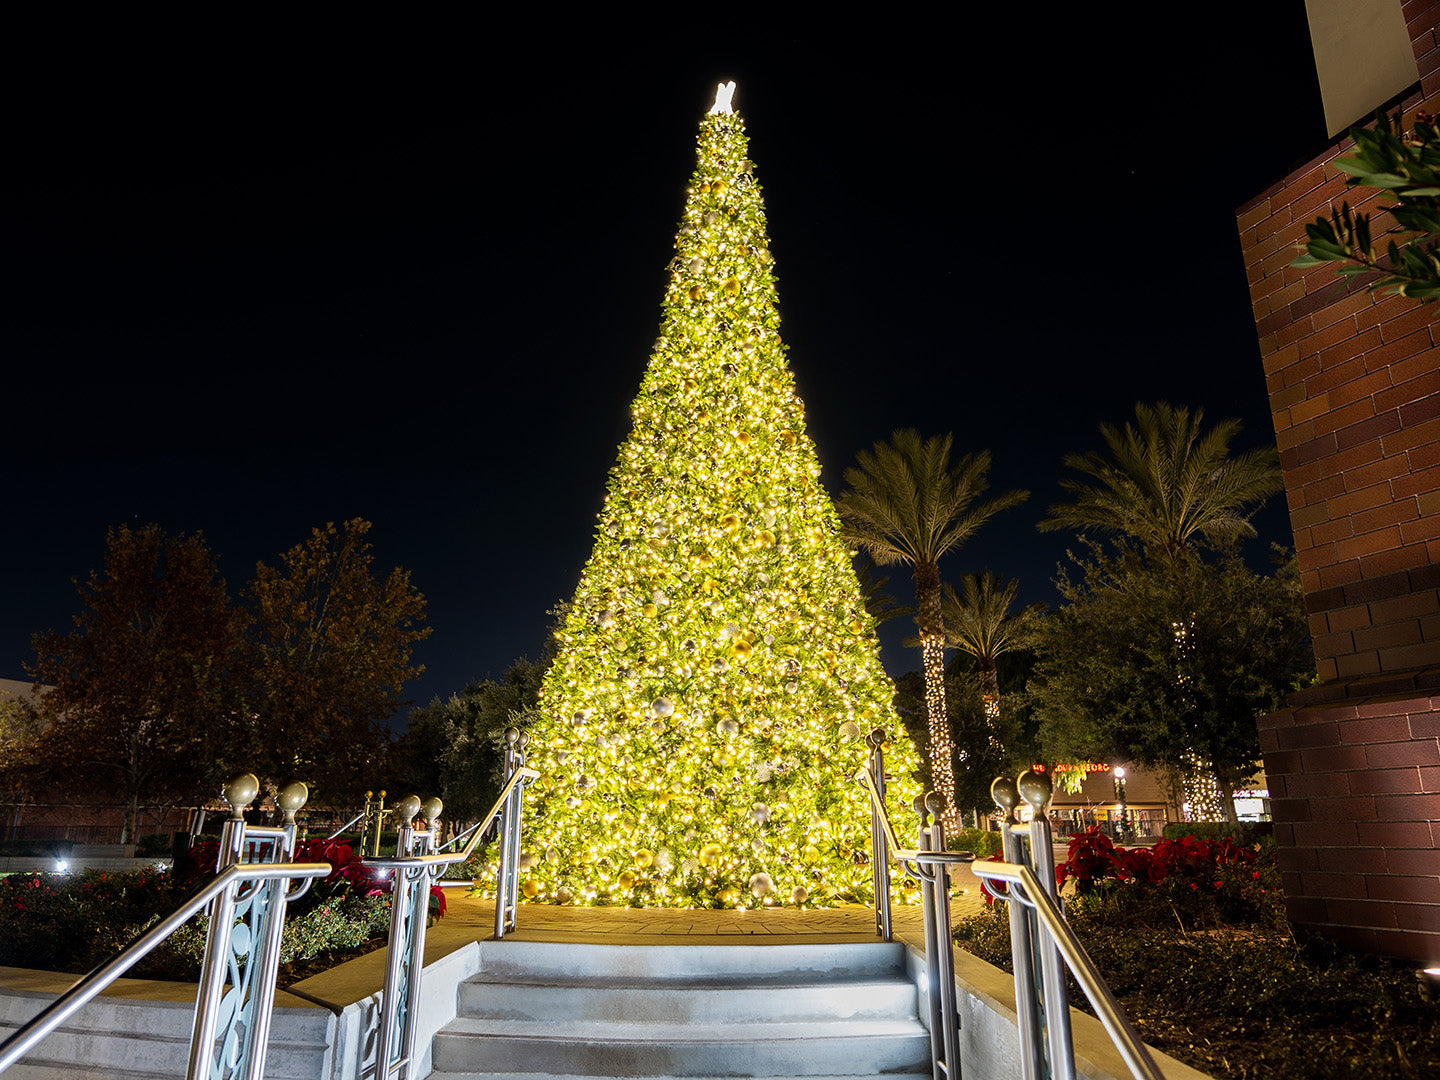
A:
[
  {"xmin": 523, "ymin": 85, "xmax": 923, "ymax": 910},
  {"xmin": 837, "ymin": 431, "xmax": 1027, "ymax": 823},
  {"xmin": 942, "ymin": 571, "xmax": 1044, "ymax": 721}
]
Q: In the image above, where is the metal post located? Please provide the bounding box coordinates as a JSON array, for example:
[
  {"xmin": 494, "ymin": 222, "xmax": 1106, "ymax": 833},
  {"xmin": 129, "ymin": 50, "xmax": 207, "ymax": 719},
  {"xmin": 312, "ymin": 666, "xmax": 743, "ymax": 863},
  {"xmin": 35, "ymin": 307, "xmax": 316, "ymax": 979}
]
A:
[
  {"xmin": 495, "ymin": 728, "xmax": 528, "ymax": 939},
  {"xmin": 1019, "ymin": 770, "xmax": 1075, "ymax": 1080},
  {"xmin": 992, "ymin": 776, "xmax": 1044, "ymax": 1080},
  {"xmin": 375, "ymin": 795, "xmax": 432, "ymax": 1080},
  {"xmin": 867, "ymin": 728, "xmax": 892, "ymax": 941},
  {"xmin": 238, "ymin": 781, "xmax": 309, "ymax": 1080},
  {"xmin": 924, "ymin": 793, "xmax": 959, "ymax": 1080},
  {"xmin": 914, "ymin": 795, "xmax": 945, "ymax": 1080}
]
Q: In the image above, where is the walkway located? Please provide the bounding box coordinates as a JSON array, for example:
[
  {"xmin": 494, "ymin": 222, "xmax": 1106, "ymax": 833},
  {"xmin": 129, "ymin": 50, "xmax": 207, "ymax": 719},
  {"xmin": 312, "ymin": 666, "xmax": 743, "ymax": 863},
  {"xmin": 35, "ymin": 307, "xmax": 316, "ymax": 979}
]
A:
[
  {"xmin": 0, "ymin": 865, "xmax": 992, "ymax": 1014},
  {"xmin": 287, "ymin": 863, "xmax": 991, "ymax": 1010}
]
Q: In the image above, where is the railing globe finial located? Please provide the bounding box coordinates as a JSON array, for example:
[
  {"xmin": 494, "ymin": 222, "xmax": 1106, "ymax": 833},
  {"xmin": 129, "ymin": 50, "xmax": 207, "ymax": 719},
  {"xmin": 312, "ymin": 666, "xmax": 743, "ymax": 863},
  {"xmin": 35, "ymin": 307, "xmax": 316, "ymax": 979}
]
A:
[
  {"xmin": 913, "ymin": 793, "xmax": 930, "ymax": 823},
  {"xmin": 517, "ymin": 730, "xmax": 530, "ymax": 749},
  {"xmin": 505, "ymin": 726, "xmax": 520, "ymax": 746},
  {"xmin": 419, "ymin": 797, "xmax": 443, "ymax": 823},
  {"xmin": 865, "ymin": 726, "xmax": 887, "ymax": 748},
  {"xmin": 394, "ymin": 795, "xmax": 422, "ymax": 826},
  {"xmin": 276, "ymin": 781, "xmax": 309, "ymax": 823},
  {"xmin": 991, "ymin": 776, "xmax": 1020, "ymax": 813},
  {"xmin": 1017, "ymin": 769, "xmax": 1052, "ymax": 811},
  {"xmin": 923, "ymin": 791, "xmax": 947, "ymax": 819},
  {"xmin": 222, "ymin": 773, "xmax": 260, "ymax": 819}
]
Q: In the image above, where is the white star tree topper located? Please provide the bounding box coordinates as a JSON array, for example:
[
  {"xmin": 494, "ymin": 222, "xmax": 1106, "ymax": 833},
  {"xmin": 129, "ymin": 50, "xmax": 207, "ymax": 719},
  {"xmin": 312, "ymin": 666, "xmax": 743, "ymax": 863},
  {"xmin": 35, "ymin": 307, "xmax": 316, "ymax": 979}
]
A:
[{"xmin": 709, "ymin": 80, "xmax": 736, "ymax": 115}]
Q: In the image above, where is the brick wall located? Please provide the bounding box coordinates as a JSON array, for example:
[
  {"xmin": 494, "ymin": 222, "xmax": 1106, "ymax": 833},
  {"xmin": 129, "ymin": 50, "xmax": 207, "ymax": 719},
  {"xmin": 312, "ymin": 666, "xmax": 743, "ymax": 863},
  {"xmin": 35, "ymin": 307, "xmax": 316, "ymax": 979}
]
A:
[
  {"xmin": 1240, "ymin": 98, "xmax": 1440, "ymax": 691},
  {"xmin": 1259, "ymin": 692, "xmax": 1440, "ymax": 957},
  {"xmin": 1239, "ymin": 5, "xmax": 1440, "ymax": 963}
]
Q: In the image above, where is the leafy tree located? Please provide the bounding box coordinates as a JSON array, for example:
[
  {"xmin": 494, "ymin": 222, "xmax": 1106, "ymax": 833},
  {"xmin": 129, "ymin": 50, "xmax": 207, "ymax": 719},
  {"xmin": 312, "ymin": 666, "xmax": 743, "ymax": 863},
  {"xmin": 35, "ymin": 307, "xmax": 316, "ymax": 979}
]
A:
[
  {"xmin": 247, "ymin": 519, "xmax": 430, "ymax": 802},
  {"xmin": 1028, "ymin": 544, "xmax": 1312, "ymax": 824},
  {"xmin": 838, "ymin": 430, "xmax": 1027, "ymax": 821},
  {"xmin": 28, "ymin": 525, "xmax": 247, "ymax": 842},
  {"xmin": 0, "ymin": 693, "xmax": 44, "ymax": 804},
  {"xmin": 941, "ymin": 571, "xmax": 1045, "ymax": 720},
  {"xmin": 396, "ymin": 658, "xmax": 545, "ymax": 828},
  {"xmin": 1293, "ymin": 108, "xmax": 1440, "ymax": 302},
  {"xmin": 1037, "ymin": 403, "xmax": 1281, "ymax": 566},
  {"xmin": 893, "ymin": 661, "xmax": 1029, "ymax": 823}
]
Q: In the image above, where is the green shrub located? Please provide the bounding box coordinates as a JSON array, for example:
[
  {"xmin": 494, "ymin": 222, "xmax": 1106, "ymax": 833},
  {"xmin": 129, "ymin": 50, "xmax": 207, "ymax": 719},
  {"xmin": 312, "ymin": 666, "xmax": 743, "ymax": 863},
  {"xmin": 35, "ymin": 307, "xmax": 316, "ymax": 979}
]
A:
[
  {"xmin": 0, "ymin": 864, "xmax": 392, "ymax": 983},
  {"xmin": 954, "ymin": 835, "xmax": 1440, "ymax": 1079},
  {"xmin": 0, "ymin": 839, "xmax": 75, "ymax": 858},
  {"xmin": 1162, "ymin": 821, "xmax": 1273, "ymax": 844},
  {"xmin": 135, "ymin": 834, "xmax": 174, "ymax": 858},
  {"xmin": 947, "ymin": 828, "xmax": 1002, "ymax": 859}
]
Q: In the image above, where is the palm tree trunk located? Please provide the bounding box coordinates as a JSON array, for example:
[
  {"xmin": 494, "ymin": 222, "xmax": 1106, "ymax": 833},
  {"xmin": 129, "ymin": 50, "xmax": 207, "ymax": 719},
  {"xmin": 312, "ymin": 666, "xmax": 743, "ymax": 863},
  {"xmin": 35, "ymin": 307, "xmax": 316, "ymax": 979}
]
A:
[{"xmin": 915, "ymin": 561, "xmax": 956, "ymax": 820}]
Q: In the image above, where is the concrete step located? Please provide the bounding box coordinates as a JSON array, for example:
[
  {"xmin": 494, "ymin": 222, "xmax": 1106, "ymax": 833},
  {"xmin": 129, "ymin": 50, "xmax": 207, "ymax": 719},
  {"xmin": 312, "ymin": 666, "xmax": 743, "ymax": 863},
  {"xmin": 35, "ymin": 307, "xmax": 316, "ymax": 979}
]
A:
[
  {"xmin": 0, "ymin": 994, "xmax": 333, "ymax": 1079},
  {"xmin": 429, "ymin": 1075, "xmax": 931, "ymax": 1080},
  {"xmin": 431, "ymin": 1019, "xmax": 931, "ymax": 1077},
  {"xmin": 429, "ymin": 940, "xmax": 932, "ymax": 1078},
  {"xmin": 459, "ymin": 975, "xmax": 916, "ymax": 1024},
  {"xmin": 473, "ymin": 940, "xmax": 909, "ymax": 982}
]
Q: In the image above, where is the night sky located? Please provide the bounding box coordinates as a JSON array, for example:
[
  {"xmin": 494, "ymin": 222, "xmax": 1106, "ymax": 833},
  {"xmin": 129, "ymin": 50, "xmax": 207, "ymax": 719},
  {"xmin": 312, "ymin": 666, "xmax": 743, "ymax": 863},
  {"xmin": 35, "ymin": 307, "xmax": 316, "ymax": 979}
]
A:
[{"xmin": 1, "ymin": 14, "xmax": 1332, "ymax": 720}]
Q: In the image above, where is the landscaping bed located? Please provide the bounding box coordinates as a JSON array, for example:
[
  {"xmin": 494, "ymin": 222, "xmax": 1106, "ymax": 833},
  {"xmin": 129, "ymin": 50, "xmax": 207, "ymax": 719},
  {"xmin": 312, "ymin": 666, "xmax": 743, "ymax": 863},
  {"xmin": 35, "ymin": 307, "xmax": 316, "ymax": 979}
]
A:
[
  {"xmin": 957, "ymin": 828, "xmax": 1440, "ymax": 1080},
  {"xmin": 0, "ymin": 838, "xmax": 441, "ymax": 990}
]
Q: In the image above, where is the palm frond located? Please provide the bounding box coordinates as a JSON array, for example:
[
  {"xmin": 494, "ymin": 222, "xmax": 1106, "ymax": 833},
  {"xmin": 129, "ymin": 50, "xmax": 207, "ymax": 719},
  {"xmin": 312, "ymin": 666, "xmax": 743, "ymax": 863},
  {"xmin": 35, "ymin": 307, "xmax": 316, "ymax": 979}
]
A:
[{"xmin": 1038, "ymin": 402, "xmax": 1280, "ymax": 559}]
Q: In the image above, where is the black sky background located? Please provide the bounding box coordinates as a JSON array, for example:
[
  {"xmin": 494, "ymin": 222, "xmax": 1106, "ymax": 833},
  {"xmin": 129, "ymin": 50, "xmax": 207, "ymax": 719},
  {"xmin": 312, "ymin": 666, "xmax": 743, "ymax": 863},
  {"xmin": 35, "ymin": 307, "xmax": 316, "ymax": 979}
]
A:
[{"xmin": 1, "ymin": 13, "xmax": 1333, "ymax": 720}]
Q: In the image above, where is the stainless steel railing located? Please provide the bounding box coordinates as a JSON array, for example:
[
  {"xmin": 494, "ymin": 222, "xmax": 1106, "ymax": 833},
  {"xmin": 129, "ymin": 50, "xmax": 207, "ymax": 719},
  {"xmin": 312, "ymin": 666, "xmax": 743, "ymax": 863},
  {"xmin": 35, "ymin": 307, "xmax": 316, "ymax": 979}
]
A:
[
  {"xmin": 0, "ymin": 774, "xmax": 332, "ymax": 1080},
  {"xmin": 857, "ymin": 729, "xmax": 974, "ymax": 1080},
  {"xmin": 974, "ymin": 771, "xmax": 1163, "ymax": 1080},
  {"xmin": 362, "ymin": 728, "xmax": 538, "ymax": 1080}
]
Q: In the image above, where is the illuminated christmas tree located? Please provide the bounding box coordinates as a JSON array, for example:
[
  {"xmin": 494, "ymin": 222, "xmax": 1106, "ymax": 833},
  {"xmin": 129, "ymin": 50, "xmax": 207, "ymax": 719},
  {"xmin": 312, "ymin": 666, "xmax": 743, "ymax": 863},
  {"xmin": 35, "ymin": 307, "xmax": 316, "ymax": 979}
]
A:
[{"xmin": 523, "ymin": 83, "xmax": 923, "ymax": 910}]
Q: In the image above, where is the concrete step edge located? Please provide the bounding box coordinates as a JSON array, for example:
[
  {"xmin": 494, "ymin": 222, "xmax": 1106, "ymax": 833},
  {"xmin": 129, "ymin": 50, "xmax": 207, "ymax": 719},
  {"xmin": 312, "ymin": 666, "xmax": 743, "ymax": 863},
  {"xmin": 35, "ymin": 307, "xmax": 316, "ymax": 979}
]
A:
[
  {"xmin": 427, "ymin": 1074, "xmax": 933, "ymax": 1080},
  {"xmin": 475, "ymin": 940, "xmax": 906, "ymax": 979},
  {"xmin": 437, "ymin": 1017, "xmax": 929, "ymax": 1041}
]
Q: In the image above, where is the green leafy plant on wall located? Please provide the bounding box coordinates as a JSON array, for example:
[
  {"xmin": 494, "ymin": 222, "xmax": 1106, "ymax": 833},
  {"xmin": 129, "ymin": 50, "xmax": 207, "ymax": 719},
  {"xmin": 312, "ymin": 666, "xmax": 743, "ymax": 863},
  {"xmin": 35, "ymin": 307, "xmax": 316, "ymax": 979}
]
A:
[{"xmin": 1293, "ymin": 109, "xmax": 1440, "ymax": 301}]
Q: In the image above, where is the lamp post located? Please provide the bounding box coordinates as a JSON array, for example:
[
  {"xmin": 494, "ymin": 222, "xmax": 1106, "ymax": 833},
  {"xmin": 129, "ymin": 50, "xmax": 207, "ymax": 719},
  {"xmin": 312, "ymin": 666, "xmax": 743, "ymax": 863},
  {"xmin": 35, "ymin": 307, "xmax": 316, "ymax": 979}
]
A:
[{"xmin": 1112, "ymin": 766, "xmax": 1129, "ymax": 843}]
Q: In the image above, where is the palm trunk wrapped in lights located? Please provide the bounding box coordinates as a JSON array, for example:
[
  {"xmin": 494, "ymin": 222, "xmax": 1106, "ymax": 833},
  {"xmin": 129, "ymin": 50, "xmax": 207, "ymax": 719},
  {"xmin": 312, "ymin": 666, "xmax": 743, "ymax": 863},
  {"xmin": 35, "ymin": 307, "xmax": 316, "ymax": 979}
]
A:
[{"xmin": 915, "ymin": 561, "xmax": 958, "ymax": 823}]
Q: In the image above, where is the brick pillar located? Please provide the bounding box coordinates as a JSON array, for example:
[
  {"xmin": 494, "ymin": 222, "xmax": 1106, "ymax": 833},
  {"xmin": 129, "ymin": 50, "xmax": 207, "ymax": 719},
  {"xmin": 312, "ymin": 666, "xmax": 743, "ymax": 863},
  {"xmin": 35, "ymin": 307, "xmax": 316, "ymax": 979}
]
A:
[{"xmin": 1238, "ymin": 12, "xmax": 1440, "ymax": 963}]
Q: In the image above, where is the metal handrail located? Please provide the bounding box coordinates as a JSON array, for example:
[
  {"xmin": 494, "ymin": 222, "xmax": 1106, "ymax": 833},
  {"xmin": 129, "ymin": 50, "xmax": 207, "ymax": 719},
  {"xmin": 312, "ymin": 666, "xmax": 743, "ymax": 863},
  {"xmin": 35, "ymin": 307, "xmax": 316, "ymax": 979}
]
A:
[
  {"xmin": 972, "ymin": 860, "xmax": 1163, "ymax": 1080},
  {"xmin": 364, "ymin": 767, "xmax": 539, "ymax": 874},
  {"xmin": 363, "ymin": 741, "xmax": 539, "ymax": 1080},
  {"xmin": 0, "ymin": 860, "xmax": 331, "ymax": 1074},
  {"xmin": 325, "ymin": 810, "xmax": 366, "ymax": 841},
  {"xmin": 856, "ymin": 754, "xmax": 973, "ymax": 1080}
]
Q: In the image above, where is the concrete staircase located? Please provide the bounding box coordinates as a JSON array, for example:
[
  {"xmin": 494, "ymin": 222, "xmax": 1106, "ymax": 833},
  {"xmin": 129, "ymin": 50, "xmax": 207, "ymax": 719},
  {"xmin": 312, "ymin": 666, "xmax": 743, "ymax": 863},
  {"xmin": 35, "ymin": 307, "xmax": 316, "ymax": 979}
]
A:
[
  {"xmin": 428, "ymin": 940, "xmax": 932, "ymax": 1079},
  {"xmin": 0, "ymin": 990, "xmax": 336, "ymax": 1079}
]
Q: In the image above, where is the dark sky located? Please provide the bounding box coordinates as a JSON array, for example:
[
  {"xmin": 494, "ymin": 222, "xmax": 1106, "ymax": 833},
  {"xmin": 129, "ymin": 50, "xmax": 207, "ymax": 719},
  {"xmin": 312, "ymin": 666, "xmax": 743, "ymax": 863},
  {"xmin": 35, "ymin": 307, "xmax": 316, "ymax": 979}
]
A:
[{"xmin": 1, "ymin": 14, "xmax": 1331, "ymax": 718}]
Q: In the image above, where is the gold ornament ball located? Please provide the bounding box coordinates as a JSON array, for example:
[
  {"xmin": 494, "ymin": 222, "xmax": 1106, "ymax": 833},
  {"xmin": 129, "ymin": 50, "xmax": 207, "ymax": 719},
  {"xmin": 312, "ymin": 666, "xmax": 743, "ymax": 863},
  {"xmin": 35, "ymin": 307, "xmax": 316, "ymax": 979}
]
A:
[
  {"xmin": 633, "ymin": 848, "xmax": 654, "ymax": 868},
  {"xmin": 521, "ymin": 879, "xmax": 541, "ymax": 899},
  {"xmin": 617, "ymin": 871, "xmax": 636, "ymax": 889},
  {"xmin": 711, "ymin": 178, "xmax": 728, "ymax": 194},
  {"xmin": 699, "ymin": 842, "xmax": 723, "ymax": 867},
  {"xmin": 722, "ymin": 277, "xmax": 741, "ymax": 296}
]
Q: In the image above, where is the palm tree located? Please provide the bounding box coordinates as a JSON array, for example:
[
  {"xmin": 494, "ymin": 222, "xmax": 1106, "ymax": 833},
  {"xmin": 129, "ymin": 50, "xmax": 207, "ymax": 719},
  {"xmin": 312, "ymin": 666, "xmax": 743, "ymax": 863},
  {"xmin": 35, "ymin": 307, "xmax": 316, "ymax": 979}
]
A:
[
  {"xmin": 1038, "ymin": 402, "xmax": 1284, "ymax": 825},
  {"xmin": 1037, "ymin": 402, "xmax": 1281, "ymax": 564},
  {"xmin": 837, "ymin": 430, "xmax": 1028, "ymax": 821},
  {"xmin": 942, "ymin": 571, "xmax": 1044, "ymax": 720}
]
